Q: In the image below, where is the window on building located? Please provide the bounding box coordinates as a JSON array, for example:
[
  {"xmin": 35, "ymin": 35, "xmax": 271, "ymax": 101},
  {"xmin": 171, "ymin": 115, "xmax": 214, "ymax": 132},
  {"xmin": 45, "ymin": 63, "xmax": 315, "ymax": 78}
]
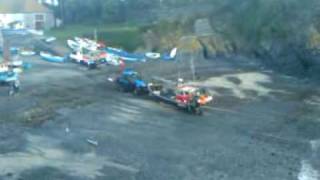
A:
[
  {"xmin": 35, "ymin": 14, "xmax": 45, "ymax": 30},
  {"xmin": 35, "ymin": 14, "xmax": 44, "ymax": 21}
]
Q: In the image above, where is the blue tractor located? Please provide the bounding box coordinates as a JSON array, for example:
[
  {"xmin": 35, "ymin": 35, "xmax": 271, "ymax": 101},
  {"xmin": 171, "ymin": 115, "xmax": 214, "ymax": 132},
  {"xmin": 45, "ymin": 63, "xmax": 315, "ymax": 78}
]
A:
[
  {"xmin": 0, "ymin": 71, "xmax": 20, "ymax": 96},
  {"xmin": 115, "ymin": 69, "xmax": 148, "ymax": 95}
]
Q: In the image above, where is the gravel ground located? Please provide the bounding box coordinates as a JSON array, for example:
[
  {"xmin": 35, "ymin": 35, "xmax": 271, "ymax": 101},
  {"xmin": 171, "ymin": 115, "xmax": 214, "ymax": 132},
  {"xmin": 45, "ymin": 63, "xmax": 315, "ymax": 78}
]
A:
[{"xmin": 0, "ymin": 50, "xmax": 319, "ymax": 180}]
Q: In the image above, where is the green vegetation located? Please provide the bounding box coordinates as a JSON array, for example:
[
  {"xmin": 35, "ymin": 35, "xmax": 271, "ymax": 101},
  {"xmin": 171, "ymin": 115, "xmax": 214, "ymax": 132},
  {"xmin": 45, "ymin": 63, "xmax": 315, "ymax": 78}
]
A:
[
  {"xmin": 211, "ymin": 0, "xmax": 320, "ymax": 53},
  {"xmin": 140, "ymin": 20, "xmax": 193, "ymax": 50},
  {"xmin": 46, "ymin": 24, "xmax": 144, "ymax": 51},
  {"xmin": 49, "ymin": 0, "xmax": 320, "ymax": 58},
  {"xmin": 54, "ymin": 0, "xmax": 212, "ymax": 23}
]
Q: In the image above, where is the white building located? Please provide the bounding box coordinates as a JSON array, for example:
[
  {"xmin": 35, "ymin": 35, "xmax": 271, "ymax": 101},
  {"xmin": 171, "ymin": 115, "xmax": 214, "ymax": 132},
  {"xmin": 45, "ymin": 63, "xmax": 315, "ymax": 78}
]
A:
[
  {"xmin": 38, "ymin": 0, "xmax": 58, "ymax": 6},
  {"xmin": 0, "ymin": 0, "xmax": 55, "ymax": 30}
]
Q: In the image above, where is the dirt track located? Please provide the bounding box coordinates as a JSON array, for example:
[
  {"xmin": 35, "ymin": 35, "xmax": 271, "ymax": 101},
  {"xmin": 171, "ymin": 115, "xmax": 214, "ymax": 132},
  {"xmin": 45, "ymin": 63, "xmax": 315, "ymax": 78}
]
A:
[{"xmin": 0, "ymin": 54, "xmax": 319, "ymax": 180}]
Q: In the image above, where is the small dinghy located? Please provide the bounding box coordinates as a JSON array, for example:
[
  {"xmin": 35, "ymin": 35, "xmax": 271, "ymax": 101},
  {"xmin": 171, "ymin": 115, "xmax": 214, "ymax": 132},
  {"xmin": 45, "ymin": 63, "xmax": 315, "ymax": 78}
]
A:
[
  {"xmin": 8, "ymin": 60, "xmax": 23, "ymax": 73},
  {"xmin": 161, "ymin": 47, "xmax": 178, "ymax": 61},
  {"xmin": 105, "ymin": 47, "xmax": 146, "ymax": 62},
  {"xmin": 45, "ymin": 37, "xmax": 57, "ymax": 43},
  {"xmin": 40, "ymin": 52, "xmax": 65, "ymax": 63},
  {"xmin": 67, "ymin": 40, "xmax": 80, "ymax": 50},
  {"xmin": 145, "ymin": 52, "xmax": 161, "ymax": 60},
  {"xmin": 20, "ymin": 50, "xmax": 36, "ymax": 56}
]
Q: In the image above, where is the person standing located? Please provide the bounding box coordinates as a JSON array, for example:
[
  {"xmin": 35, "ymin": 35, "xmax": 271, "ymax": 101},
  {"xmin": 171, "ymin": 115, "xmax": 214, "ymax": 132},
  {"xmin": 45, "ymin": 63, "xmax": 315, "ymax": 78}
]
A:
[{"xmin": 119, "ymin": 59, "xmax": 126, "ymax": 73}]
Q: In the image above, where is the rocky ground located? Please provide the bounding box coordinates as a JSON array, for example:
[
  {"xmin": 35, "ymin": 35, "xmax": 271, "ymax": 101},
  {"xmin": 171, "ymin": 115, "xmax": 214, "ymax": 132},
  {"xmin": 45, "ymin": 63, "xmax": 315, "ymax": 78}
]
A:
[{"xmin": 0, "ymin": 43, "xmax": 319, "ymax": 180}]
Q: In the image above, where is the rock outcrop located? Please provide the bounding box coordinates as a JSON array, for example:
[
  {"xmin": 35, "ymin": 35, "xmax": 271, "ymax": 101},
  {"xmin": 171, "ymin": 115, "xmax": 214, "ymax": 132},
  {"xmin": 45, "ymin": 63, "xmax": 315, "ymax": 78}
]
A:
[{"xmin": 142, "ymin": 18, "xmax": 232, "ymax": 59}]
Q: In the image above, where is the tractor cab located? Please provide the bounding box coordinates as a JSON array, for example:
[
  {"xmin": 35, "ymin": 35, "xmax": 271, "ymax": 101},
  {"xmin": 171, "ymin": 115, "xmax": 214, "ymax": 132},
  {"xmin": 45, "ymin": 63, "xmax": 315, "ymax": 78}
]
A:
[{"xmin": 116, "ymin": 69, "xmax": 148, "ymax": 94}]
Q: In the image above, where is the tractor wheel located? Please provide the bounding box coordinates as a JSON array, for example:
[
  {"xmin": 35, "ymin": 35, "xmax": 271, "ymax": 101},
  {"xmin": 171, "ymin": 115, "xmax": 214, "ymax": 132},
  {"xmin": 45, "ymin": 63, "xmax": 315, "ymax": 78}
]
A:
[
  {"xmin": 195, "ymin": 107, "xmax": 203, "ymax": 116},
  {"xmin": 8, "ymin": 89, "xmax": 14, "ymax": 96},
  {"xmin": 8, "ymin": 83, "xmax": 15, "ymax": 96},
  {"xmin": 118, "ymin": 85, "xmax": 124, "ymax": 93},
  {"xmin": 187, "ymin": 103, "xmax": 203, "ymax": 116},
  {"xmin": 186, "ymin": 104, "xmax": 193, "ymax": 114},
  {"xmin": 88, "ymin": 63, "xmax": 97, "ymax": 69},
  {"xmin": 134, "ymin": 88, "xmax": 140, "ymax": 95}
]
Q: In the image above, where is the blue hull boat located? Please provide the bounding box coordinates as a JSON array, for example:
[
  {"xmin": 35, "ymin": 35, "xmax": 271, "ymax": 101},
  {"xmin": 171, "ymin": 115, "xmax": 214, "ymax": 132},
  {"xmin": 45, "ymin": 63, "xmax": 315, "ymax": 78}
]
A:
[
  {"xmin": 105, "ymin": 47, "xmax": 145, "ymax": 62},
  {"xmin": 40, "ymin": 52, "xmax": 65, "ymax": 63}
]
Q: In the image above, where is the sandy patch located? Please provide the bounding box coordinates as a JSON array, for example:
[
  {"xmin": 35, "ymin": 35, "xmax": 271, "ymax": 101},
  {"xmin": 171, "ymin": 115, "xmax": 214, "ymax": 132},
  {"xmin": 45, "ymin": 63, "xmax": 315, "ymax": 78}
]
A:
[
  {"xmin": 305, "ymin": 96, "xmax": 320, "ymax": 106},
  {"xmin": 191, "ymin": 72, "xmax": 277, "ymax": 99},
  {"xmin": 310, "ymin": 139, "xmax": 320, "ymax": 152},
  {"xmin": 298, "ymin": 140, "xmax": 320, "ymax": 180},
  {"xmin": 298, "ymin": 160, "xmax": 319, "ymax": 180}
]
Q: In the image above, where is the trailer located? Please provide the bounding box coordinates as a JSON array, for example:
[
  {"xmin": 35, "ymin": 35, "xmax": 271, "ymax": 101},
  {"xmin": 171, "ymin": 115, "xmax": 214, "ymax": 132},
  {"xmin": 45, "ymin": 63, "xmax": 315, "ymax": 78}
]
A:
[{"xmin": 148, "ymin": 79, "xmax": 213, "ymax": 115}]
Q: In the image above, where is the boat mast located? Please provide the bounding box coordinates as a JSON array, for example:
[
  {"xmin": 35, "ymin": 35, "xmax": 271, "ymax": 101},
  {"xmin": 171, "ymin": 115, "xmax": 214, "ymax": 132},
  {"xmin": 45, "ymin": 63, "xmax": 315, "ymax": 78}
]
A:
[
  {"xmin": 0, "ymin": 30, "xmax": 3, "ymax": 64},
  {"xmin": 3, "ymin": 39, "xmax": 11, "ymax": 64}
]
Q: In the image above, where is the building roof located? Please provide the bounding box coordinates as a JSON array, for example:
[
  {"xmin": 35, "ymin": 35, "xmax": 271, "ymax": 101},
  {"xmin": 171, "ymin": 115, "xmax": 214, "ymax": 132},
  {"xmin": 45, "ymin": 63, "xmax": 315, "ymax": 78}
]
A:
[{"xmin": 0, "ymin": 0, "xmax": 52, "ymax": 14}]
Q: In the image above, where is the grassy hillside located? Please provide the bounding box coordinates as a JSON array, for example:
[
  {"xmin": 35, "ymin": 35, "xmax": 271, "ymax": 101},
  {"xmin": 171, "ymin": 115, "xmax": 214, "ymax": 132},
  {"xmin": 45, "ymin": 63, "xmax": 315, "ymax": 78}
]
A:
[
  {"xmin": 47, "ymin": 0, "xmax": 320, "ymax": 77},
  {"xmin": 46, "ymin": 24, "xmax": 144, "ymax": 51}
]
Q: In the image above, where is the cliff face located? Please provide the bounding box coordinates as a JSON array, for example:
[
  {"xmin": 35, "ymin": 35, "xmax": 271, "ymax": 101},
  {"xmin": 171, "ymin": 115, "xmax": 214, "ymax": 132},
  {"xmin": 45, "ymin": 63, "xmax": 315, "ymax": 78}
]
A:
[
  {"xmin": 308, "ymin": 26, "xmax": 320, "ymax": 52},
  {"xmin": 141, "ymin": 18, "xmax": 232, "ymax": 59},
  {"xmin": 140, "ymin": 0, "xmax": 320, "ymax": 79}
]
